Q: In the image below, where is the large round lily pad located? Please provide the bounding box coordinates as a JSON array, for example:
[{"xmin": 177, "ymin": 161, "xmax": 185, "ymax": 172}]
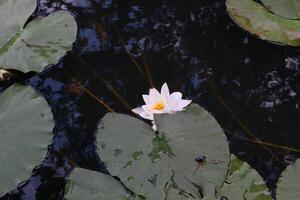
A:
[
  {"xmin": 261, "ymin": 0, "xmax": 300, "ymax": 20},
  {"xmin": 65, "ymin": 168, "xmax": 133, "ymax": 200},
  {"xmin": 217, "ymin": 155, "xmax": 272, "ymax": 200},
  {"xmin": 97, "ymin": 104, "xmax": 230, "ymax": 199},
  {"xmin": 0, "ymin": 84, "xmax": 53, "ymax": 197},
  {"xmin": 277, "ymin": 159, "xmax": 300, "ymax": 200},
  {"xmin": 0, "ymin": 0, "xmax": 77, "ymax": 72},
  {"xmin": 226, "ymin": 0, "xmax": 300, "ymax": 46}
]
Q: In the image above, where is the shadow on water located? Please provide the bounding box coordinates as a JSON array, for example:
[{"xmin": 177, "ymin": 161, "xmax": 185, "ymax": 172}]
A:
[{"xmin": 1, "ymin": 0, "xmax": 300, "ymax": 199}]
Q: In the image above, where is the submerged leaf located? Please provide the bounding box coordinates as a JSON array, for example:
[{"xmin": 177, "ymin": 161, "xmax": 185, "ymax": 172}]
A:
[
  {"xmin": 261, "ymin": 0, "xmax": 300, "ymax": 20},
  {"xmin": 277, "ymin": 159, "xmax": 300, "ymax": 200},
  {"xmin": 65, "ymin": 168, "xmax": 133, "ymax": 200},
  {"xmin": 0, "ymin": 84, "xmax": 53, "ymax": 197},
  {"xmin": 0, "ymin": 0, "xmax": 77, "ymax": 72},
  {"xmin": 226, "ymin": 0, "xmax": 300, "ymax": 46},
  {"xmin": 97, "ymin": 104, "xmax": 230, "ymax": 199},
  {"xmin": 217, "ymin": 155, "xmax": 272, "ymax": 200}
]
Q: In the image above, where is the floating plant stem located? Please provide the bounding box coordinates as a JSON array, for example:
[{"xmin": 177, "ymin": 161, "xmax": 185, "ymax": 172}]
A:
[
  {"xmin": 206, "ymin": 77, "xmax": 277, "ymax": 158},
  {"xmin": 70, "ymin": 53, "xmax": 132, "ymax": 111},
  {"xmin": 112, "ymin": 24, "xmax": 154, "ymax": 87},
  {"xmin": 142, "ymin": 53, "xmax": 154, "ymax": 88},
  {"xmin": 207, "ymin": 81, "xmax": 300, "ymax": 161},
  {"xmin": 205, "ymin": 74, "xmax": 300, "ymax": 156},
  {"xmin": 242, "ymin": 137, "xmax": 300, "ymax": 154},
  {"xmin": 76, "ymin": 83, "xmax": 115, "ymax": 112},
  {"xmin": 63, "ymin": 69, "xmax": 115, "ymax": 112}
]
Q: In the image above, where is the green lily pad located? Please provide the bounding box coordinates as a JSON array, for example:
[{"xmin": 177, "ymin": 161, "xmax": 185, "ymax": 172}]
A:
[
  {"xmin": 217, "ymin": 155, "xmax": 272, "ymax": 200},
  {"xmin": 226, "ymin": 0, "xmax": 300, "ymax": 46},
  {"xmin": 0, "ymin": 0, "xmax": 77, "ymax": 72},
  {"xmin": 261, "ymin": 0, "xmax": 300, "ymax": 20},
  {"xmin": 277, "ymin": 159, "xmax": 300, "ymax": 200},
  {"xmin": 65, "ymin": 168, "xmax": 133, "ymax": 200},
  {"xmin": 97, "ymin": 104, "xmax": 230, "ymax": 199},
  {"xmin": 0, "ymin": 84, "xmax": 53, "ymax": 197}
]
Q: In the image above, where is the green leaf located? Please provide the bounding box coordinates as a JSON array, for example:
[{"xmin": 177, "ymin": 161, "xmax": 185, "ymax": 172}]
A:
[
  {"xmin": 226, "ymin": 0, "xmax": 300, "ymax": 46},
  {"xmin": 65, "ymin": 168, "xmax": 133, "ymax": 200},
  {"xmin": 277, "ymin": 159, "xmax": 300, "ymax": 200},
  {"xmin": 261, "ymin": 0, "xmax": 300, "ymax": 20},
  {"xmin": 217, "ymin": 155, "xmax": 272, "ymax": 200},
  {"xmin": 97, "ymin": 104, "xmax": 230, "ymax": 199},
  {"xmin": 0, "ymin": 84, "xmax": 53, "ymax": 197},
  {"xmin": 0, "ymin": 0, "xmax": 77, "ymax": 72},
  {"xmin": 0, "ymin": 0, "xmax": 37, "ymax": 48}
]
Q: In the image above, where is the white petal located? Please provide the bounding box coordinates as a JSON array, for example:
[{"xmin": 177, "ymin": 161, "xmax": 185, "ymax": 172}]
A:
[
  {"xmin": 177, "ymin": 99, "xmax": 192, "ymax": 110},
  {"xmin": 162, "ymin": 104, "xmax": 172, "ymax": 113},
  {"xmin": 168, "ymin": 97, "xmax": 178, "ymax": 109},
  {"xmin": 168, "ymin": 92, "xmax": 182, "ymax": 109},
  {"xmin": 142, "ymin": 95, "xmax": 152, "ymax": 105},
  {"xmin": 170, "ymin": 92, "xmax": 182, "ymax": 101},
  {"xmin": 140, "ymin": 111, "xmax": 153, "ymax": 120},
  {"xmin": 142, "ymin": 104, "xmax": 150, "ymax": 112},
  {"xmin": 149, "ymin": 88, "xmax": 162, "ymax": 102},
  {"xmin": 152, "ymin": 109, "xmax": 165, "ymax": 114},
  {"xmin": 161, "ymin": 83, "xmax": 170, "ymax": 98},
  {"xmin": 132, "ymin": 107, "xmax": 143, "ymax": 114},
  {"xmin": 142, "ymin": 105, "xmax": 156, "ymax": 117}
]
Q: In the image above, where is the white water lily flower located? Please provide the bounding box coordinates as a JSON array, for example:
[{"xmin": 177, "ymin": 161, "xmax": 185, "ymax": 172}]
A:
[{"xmin": 132, "ymin": 83, "xmax": 192, "ymax": 121}]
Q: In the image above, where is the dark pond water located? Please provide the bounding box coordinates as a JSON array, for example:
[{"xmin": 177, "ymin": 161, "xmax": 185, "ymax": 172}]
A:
[{"xmin": 1, "ymin": 0, "xmax": 300, "ymax": 199}]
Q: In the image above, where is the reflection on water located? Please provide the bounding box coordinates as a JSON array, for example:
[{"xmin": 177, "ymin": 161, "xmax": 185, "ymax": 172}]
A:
[{"xmin": 1, "ymin": 0, "xmax": 300, "ymax": 199}]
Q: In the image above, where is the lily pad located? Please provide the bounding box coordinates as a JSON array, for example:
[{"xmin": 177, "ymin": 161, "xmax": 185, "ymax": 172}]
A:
[
  {"xmin": 0, "ymin": 0, "xmax": 77, "ymax": 72},
  {"xmin": 277, "ymin": 159, "xmax": 300, "ymax": 200},
  {"xmin": 65, "ymin": 168, "xmax": 133, "ymax": 200},
  {"xmin": 97, "ymin": 104, "xmax": 230, "ymax": 199},
  {"xmin": 0, "ymin": 84, "xmax": 53, "ymax": 197},
  {"xmin": 217, "ymin": 155, "xmax": 272, "ymax": 200},
  {"xmin": 226, "ymin": 0, "xmax": 300, "ymax": 46},
  {"xmin": 261, "ymin": 0, "xmax": 300, "ymax": 20}
]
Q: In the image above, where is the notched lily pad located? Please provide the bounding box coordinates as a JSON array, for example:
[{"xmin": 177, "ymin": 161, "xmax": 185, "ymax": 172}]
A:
[
  {"xmin": 261, "ymin": 0, "xmax": 300, "ymax": 20},
  {"xmin": 226, "ymin": 0, "xmax": 300, "ymax": 46},
  {"xmin": 97, "ymin": 104, "xmax": 230, "ymax": 199},
  {"xmin": 0, "ymin": 84, "xmax": 53, "ymax": 197},
  {"xmin": 0, "ymin": 0, "xmax": 77, "ymax": 72},
  {"xmin": 277, "ymin": 159, "xmax": 300, "ymax": 200},
  {"xmin": 65, "ymin": 168, "xmax": 133, "ymax": 200},
  {"xmin": 217, "ymin": 155, "xmax": 272, "ymax": 200}
]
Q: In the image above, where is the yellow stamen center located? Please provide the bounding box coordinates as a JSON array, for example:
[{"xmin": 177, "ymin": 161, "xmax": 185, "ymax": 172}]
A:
[{"xmin": 152, "ymin": 102, "xmax": 165, "ymax": 110}]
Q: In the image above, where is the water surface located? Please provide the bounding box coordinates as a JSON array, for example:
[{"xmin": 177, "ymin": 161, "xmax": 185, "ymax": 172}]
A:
[{"xmin": 1, "ymin": 0, "xmax": 300, "ymax": 199}]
